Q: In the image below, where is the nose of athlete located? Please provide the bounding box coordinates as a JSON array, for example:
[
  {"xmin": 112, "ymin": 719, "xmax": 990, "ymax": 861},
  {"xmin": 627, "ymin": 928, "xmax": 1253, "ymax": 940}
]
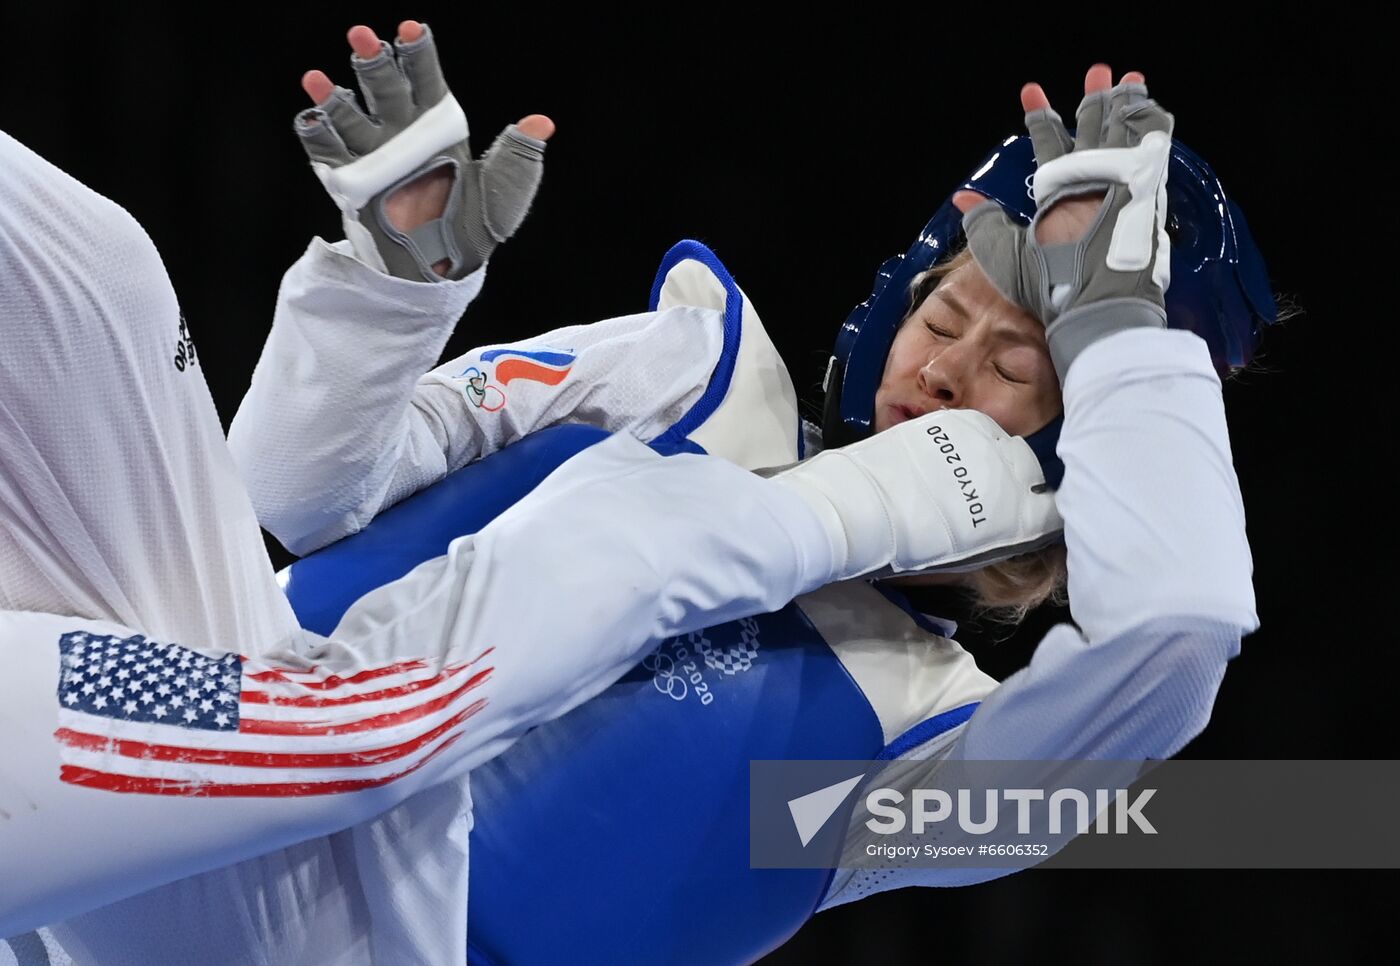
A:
[{"xmin": 915, "ymin": 341, "xmax": 971, "ymax": 410}]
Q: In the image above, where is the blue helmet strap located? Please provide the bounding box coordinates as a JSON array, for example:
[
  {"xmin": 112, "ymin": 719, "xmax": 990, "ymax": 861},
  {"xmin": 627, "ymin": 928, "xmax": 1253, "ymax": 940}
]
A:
[{"xmin": 1023, "ymin": 415, "xmax": 1065, "ymax": 491}]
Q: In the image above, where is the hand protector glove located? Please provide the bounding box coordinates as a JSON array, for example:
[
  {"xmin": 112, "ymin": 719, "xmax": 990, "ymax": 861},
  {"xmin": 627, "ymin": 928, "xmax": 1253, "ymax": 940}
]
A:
[
  {"xmin": 772, "ymin": 409, "xmax": 1062, "ymax": 580},
  {"xmin": 294, "ymin": 22, "xmax": 545, "ymax": 282},
  {"xmin": 962, "ymin": 80, "xmax": 1175, "ymax": 382}
]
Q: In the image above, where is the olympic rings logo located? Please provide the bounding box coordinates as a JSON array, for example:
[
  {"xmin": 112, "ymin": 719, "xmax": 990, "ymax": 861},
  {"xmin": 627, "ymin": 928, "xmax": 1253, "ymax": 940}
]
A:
[
  {"xmin": 456, "ymin": 365, "xmax": 507, "ymax": 412},
  {"xmin": 641, "ymin": 621, "xmax": 764, "ymax": 708},
  {"xmin": 642, "ymin": 650, "xmax": 688, "ymax": 701}
]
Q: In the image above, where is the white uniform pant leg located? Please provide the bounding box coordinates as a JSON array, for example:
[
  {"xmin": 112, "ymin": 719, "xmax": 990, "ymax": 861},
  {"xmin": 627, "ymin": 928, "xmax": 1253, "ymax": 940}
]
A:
[
  {"xmin": 0, "ymin": 129, "xmax": 299, "ymax": 654},
  {"xmin": 0, "ymin": 130, "xmax": 463, "ymax": 965}
]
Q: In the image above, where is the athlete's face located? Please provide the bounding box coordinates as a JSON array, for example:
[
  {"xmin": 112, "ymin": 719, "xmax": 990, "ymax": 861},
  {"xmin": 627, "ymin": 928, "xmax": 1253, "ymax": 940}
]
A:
[{"xmin": 873, "ymin": 258, "xmax": 1061, "ymax": 439}]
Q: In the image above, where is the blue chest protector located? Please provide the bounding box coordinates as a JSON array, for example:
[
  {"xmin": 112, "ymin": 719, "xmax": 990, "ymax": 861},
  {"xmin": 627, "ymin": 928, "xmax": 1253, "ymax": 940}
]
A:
[
  {"xmin": 281, "ymin": 245, "xmax": 982, "ymax": 965},
  {"xmin": 283, "ymin": 426, "xmax": 891, "ymax": 964}
]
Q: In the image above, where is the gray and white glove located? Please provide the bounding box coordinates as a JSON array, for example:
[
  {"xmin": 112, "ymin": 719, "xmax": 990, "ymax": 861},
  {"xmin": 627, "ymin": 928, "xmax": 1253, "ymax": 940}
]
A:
[
  {"xmin": 773, "ymin": 409, "xmax": 1063, "ymax": 579},
  {"xmin": 294, "ymin": 22, "xmax": 546, "ymax": 282},
  {"xmin": 962, "ymin": 80, "xmax": 1174, "ymax": 381}
]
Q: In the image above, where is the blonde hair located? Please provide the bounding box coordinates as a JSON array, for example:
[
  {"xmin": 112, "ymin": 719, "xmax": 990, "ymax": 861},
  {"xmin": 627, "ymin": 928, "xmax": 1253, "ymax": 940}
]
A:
[{"xmin": 902, "ymin": 246, "xmax": 1069, "ymax": 627}]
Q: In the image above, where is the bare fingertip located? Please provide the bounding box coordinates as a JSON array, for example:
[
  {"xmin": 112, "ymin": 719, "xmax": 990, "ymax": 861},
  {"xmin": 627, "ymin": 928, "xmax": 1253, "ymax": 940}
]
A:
[
  {"xmin": 953, "ymin": 190, "xmax": 989, "ymax": 214},
  {"xmin": 346, "ymin": 24, "xmax": 383, "ymax": 59},
  {"xmin": 517, "ymin": 114, "xmax": 556, "ymax": 141},
  {"xmin": 1085, "ymin": 64, "xmax": 1113, "ymax": 93},
  {"xmin": 1020, "ymin": 82, "xmax": 1051, "ymax": 113},
  {"xmin": 301, "ymin": 69, "xmax": 334, "ymax": 105}
]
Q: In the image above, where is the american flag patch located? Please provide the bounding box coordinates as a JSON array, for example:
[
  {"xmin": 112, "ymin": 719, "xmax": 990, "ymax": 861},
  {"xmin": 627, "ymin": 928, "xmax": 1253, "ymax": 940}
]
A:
[{"xmin": 54, "ymin": 631, "xmax": 493, "ymax": 797}]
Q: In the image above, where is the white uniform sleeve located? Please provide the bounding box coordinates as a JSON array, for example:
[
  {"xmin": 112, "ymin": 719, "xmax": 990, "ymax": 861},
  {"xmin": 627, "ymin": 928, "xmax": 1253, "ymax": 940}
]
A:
[
  {"xmin": 819, "ymin": 327, "xmax": 1259, "ymax": 910},
  {"xmin": 228, "ymin": 238, "xmax": 723, "ymax": 555},
  {"xmin": 1, "ymin": 432, "xmax": 837, "ymax": 942},
  {"xmin": 951, "ymin": 325, "xmax": 1258, "ymax": 763}
]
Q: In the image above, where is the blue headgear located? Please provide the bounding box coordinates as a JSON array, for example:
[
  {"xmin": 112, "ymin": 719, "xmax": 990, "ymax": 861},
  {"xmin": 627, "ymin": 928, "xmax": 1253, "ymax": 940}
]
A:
[{"xmin": 821, "ymin": 134, "xmax": 1278, "ymax": 488}]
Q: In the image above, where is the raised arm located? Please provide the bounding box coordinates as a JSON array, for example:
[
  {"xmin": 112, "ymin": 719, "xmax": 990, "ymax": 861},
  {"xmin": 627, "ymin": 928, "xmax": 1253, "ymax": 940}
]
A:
[
  {"xmin": 949, "ymin": 68, "xmax": 1256, "ymax": 759},
  {"xmin": 821, "ymin": 68, "xmax": 1259, "ymax": 910},
  {"xmin": 950, "ymin": 325, "xmax": 1254, "ymax": 762},
  {"xmin": 228, "ymin": 22, "xmax": 728, "ymax": 555},
  {"xmin": 228, "ymin": 233, "xmax": 728, "ymax": 553}
]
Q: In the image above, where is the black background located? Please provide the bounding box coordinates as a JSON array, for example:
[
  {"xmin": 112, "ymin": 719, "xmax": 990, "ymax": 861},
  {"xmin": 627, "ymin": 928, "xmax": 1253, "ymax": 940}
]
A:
[{"xmin": 2, "ymin": 4, "xmax": 1389, "ymax": 962}]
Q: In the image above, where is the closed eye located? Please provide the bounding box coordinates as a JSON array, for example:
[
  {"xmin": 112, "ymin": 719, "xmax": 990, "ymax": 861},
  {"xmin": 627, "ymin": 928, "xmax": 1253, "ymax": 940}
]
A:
[{"xmin": 924, "ymin": 321, "xmax": 956, "ymax": 339}]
